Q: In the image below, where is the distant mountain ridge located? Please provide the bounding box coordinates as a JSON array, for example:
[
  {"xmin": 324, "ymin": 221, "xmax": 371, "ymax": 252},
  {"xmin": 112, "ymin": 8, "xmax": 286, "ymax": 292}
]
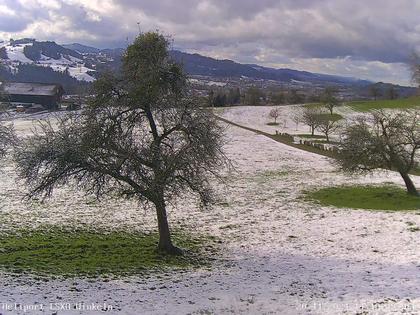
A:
[
  {"xmin": 0, "ymin": 38, "xmax": 390, "ymax": 92},
  {"xmin": 61, "ymin": 43, "xmax": 371, "ymax": 85},
  {"xmin": 62, "ymin": 43, "xmax": 101, "ymax": 54},
  {"xmin": 63, "ymin": 43, "xmax": 373, "ymax": 85},
  {"xmin": 169, "ymin": 50, "xmax": 371, "ymax": 86}
]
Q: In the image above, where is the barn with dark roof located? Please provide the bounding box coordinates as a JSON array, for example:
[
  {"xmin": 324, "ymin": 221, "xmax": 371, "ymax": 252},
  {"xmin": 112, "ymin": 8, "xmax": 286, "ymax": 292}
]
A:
[{"xmin": 1, "ymin": 82, "xmax": 64, "ymax": 110}]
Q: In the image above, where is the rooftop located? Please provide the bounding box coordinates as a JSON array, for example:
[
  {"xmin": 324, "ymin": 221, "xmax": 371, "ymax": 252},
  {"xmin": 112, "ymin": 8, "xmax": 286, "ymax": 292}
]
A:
[{"xmin": 1, "ymin": 82, "xmax": 64, "ymax": 96}]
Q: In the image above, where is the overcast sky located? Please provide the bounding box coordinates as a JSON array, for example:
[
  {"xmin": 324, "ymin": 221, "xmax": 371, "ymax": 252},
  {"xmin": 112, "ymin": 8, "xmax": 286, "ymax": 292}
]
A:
[{"xmin": 1, "ymin": 0, "xmax": 419, "ymax": 85}]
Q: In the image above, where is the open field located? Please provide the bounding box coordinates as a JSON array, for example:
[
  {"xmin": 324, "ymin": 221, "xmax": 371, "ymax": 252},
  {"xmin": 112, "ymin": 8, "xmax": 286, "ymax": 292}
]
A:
[
  {"xmin": 0, "ymin": 229, "xmax": 213, "ymax": 277},
  {"xmin": 305, "ymin": 96, "xmax": 420, "ymax": 112},
  {"xmin": 1, "ymin": 113, "xmax": 420, "ymax": 314},
  {"xmin": 217, "ymin": 105, "xmax": 420, "ymax": 175},
  {"xmin": 347, "ymin": 96, "xmax": 420, "ymax": 112}
]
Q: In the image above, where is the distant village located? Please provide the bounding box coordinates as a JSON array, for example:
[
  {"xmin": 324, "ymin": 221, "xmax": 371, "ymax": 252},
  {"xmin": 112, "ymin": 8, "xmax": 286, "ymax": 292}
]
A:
[{"xmin": 0, "ymin": 73, "xmax": 416, "ymax": 115}]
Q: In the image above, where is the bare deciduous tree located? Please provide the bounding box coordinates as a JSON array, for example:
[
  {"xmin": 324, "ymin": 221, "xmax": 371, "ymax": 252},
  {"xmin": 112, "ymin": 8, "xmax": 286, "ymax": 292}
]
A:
[
  {"xmin": 316, "ymin": 116, "xmax": 341, "ymax": 142},
  {"xmin": 268, "ymin": 108, "xmax": 280, "ymax": 124},
  {"xmin": 321, "ymin": 87, "xmax": 339, "ymax": 114},
  {"xmin": 336, "ymin": 110, "xmax": 420, "ymax": 196},
  {"xmin": 300, "ymin": 107, "xmax": 322, "ymax": 136},
  {"xmin": 291, "ymin": 108, "xmax": 303, "ymax": 131},
  {"xmin": 14, "ymin": 32, "xmax": 229, "ymax": 255}
]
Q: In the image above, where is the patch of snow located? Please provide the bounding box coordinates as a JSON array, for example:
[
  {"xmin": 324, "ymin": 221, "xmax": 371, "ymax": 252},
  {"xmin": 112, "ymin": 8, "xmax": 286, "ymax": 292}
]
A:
[
  {"xmin": 218, "ymin": 105, "xmax": 313, "ymax": 135},
  {"xmin": 207, "ymin": 81, "xmax": 226, "ymax": 87},
  {"xmin": 189, "ymin": 78, "xmax": 226, "ymax": 87},
  {"xmin": 38, "ymin": 55, "xmax": 71, "ymax": 66},
  {"xmin": 67, "ymin": 66, "xmax": 95, "ymax": 82},
  {"xmin": 4, "ymin": 42, "xmax": 33, "ymax": 63},
  {"xmin": 37, "ymin": 59, "xmax": 95, "ymax": 82}
]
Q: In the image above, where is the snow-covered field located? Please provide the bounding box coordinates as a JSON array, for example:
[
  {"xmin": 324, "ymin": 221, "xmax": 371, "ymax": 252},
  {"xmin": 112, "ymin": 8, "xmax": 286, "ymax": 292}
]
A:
[
  {"xmin": 216, "ymin": 105, "xmax": 360, "ymax": 137},
  {"xmin": 1, "ymin": 115, "xmax": 420, "ymax": 314}
]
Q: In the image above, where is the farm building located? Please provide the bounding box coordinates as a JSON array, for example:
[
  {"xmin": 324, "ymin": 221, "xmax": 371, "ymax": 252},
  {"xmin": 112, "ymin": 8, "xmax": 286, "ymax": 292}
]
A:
[{"xmin": 0, "ymin": 82, "xmax": 64, "ymax": 110}]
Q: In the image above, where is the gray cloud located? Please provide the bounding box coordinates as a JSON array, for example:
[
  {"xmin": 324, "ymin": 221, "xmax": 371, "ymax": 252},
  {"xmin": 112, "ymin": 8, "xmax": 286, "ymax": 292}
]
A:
[{"xmin": 0, "ymin": 0, "xmax": 419, "ymax": 84}]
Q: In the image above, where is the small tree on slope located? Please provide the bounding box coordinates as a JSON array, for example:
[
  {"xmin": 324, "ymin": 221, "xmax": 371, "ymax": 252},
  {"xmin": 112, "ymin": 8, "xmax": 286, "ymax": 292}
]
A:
[
  {"xmin": 336, "ymin": 110, "xmax": 420, "ymax": 196},
  {"xmin": 14, "ymin": 32, "xmax": 229, "ymax": 255},
  {"xmin": 321, "ymin": 87, "xmax": 339, "ymax": 115},
  {"xmin": 269, "ymin": 108, "xmax": 280, "ymax": 124},
  {"xmin": 301, "ymin": 107, "xmax": 322, "ymax": 136},
  {"xmin": 316, "ymin": 116, "xmax": 341, "ymax": 143}
]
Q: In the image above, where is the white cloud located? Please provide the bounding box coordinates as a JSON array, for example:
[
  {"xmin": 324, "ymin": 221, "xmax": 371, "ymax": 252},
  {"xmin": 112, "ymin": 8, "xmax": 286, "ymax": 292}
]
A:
[{"xmin": 0, "ymin": 4, "xmax": 16, "ymax": 16}]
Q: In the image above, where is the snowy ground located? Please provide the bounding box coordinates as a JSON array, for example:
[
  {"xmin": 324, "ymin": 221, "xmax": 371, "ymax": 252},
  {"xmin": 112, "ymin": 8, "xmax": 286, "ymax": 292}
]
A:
[
  {"xmin": 216, "ymin": 105, "xmax": 361, "ymax": 138},
  {"xmin": 1, "ymin": 116, "xmax": 420, "ymax": 314}
]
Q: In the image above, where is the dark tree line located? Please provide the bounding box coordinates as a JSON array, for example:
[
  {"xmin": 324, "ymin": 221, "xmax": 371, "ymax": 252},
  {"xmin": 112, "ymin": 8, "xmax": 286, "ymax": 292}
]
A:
[
  {"xmin": 368, "ymin": 83, "xmax": 401, "ymax": 100},
  {"xmin": 267, "ymin": 89, "xmax": 305, "ymax": 105},
  {"xmin": 22, "ymin": 40, "xmax": 83, "ymax": 62},
  {"xmin": 208, "ymin": 86, "xmax": 309, "ymax": 107},
  {"xmin": 0, "ymin": 47, "xmax": 7, "ymax": 60},
  {"xmin": 208, "ymin": 88, "xmax": 241, "ymax": 107}
]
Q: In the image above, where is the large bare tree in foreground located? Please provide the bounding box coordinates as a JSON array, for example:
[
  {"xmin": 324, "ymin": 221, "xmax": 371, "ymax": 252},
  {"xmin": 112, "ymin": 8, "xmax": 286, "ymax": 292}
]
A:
[
  {"xmin": 336, "ymin": 110, "xmax": 420, "ymax": 196},
  {"xmin": 14, "ymin": 32, "xmax": 228, "ymax": 254}
]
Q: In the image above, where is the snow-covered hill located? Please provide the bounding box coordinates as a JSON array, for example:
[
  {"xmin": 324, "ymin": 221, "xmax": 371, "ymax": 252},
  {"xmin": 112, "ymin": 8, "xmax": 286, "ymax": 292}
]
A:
[{"xmin": 0, "ymin": 39, "xmax": 96, "ymax": 82}]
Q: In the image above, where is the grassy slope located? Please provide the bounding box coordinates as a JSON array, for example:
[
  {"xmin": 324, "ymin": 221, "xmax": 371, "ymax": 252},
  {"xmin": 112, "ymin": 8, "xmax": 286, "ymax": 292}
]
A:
[
  {"xmin": 0, "ymin": 229, "xmax": 216, "ymax": 277},
  {"xmin": 348, "ymin": 96, "xmax": 420, "ymax": 112},
  {"xmin": 296, "ymin": 134, "xmax": 326, "ymax": 139},
  {"xmin": 305, "ymin": 185, "xmax": 420, "ymax": 211}
]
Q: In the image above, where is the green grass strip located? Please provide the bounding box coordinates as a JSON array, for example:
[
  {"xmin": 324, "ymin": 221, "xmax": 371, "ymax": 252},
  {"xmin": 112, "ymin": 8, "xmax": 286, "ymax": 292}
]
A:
[
  {"xmin": 0, "ymin": 229, "xmax": 216, "ymax": 277},
  {"xmin": 305, "ymin": 185, "xmax": 420, "ymax": 211},
  {"xmin": 348, "ymin": 96, "xmax": 420, "ymax": 112}
]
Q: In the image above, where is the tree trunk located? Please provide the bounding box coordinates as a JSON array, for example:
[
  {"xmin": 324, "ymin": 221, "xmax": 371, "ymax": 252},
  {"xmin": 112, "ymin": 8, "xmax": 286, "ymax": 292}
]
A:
[
  {"xmin": 399, "ymin": 172, "xmax": 419, "ymax": 196},
  {"xmin": 154, "ymin": 198, "xmax": 183, "ymax": 255},
  {"xmin": 311, "ymin": 126, "xmax": 315, "ymax": 136}
]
